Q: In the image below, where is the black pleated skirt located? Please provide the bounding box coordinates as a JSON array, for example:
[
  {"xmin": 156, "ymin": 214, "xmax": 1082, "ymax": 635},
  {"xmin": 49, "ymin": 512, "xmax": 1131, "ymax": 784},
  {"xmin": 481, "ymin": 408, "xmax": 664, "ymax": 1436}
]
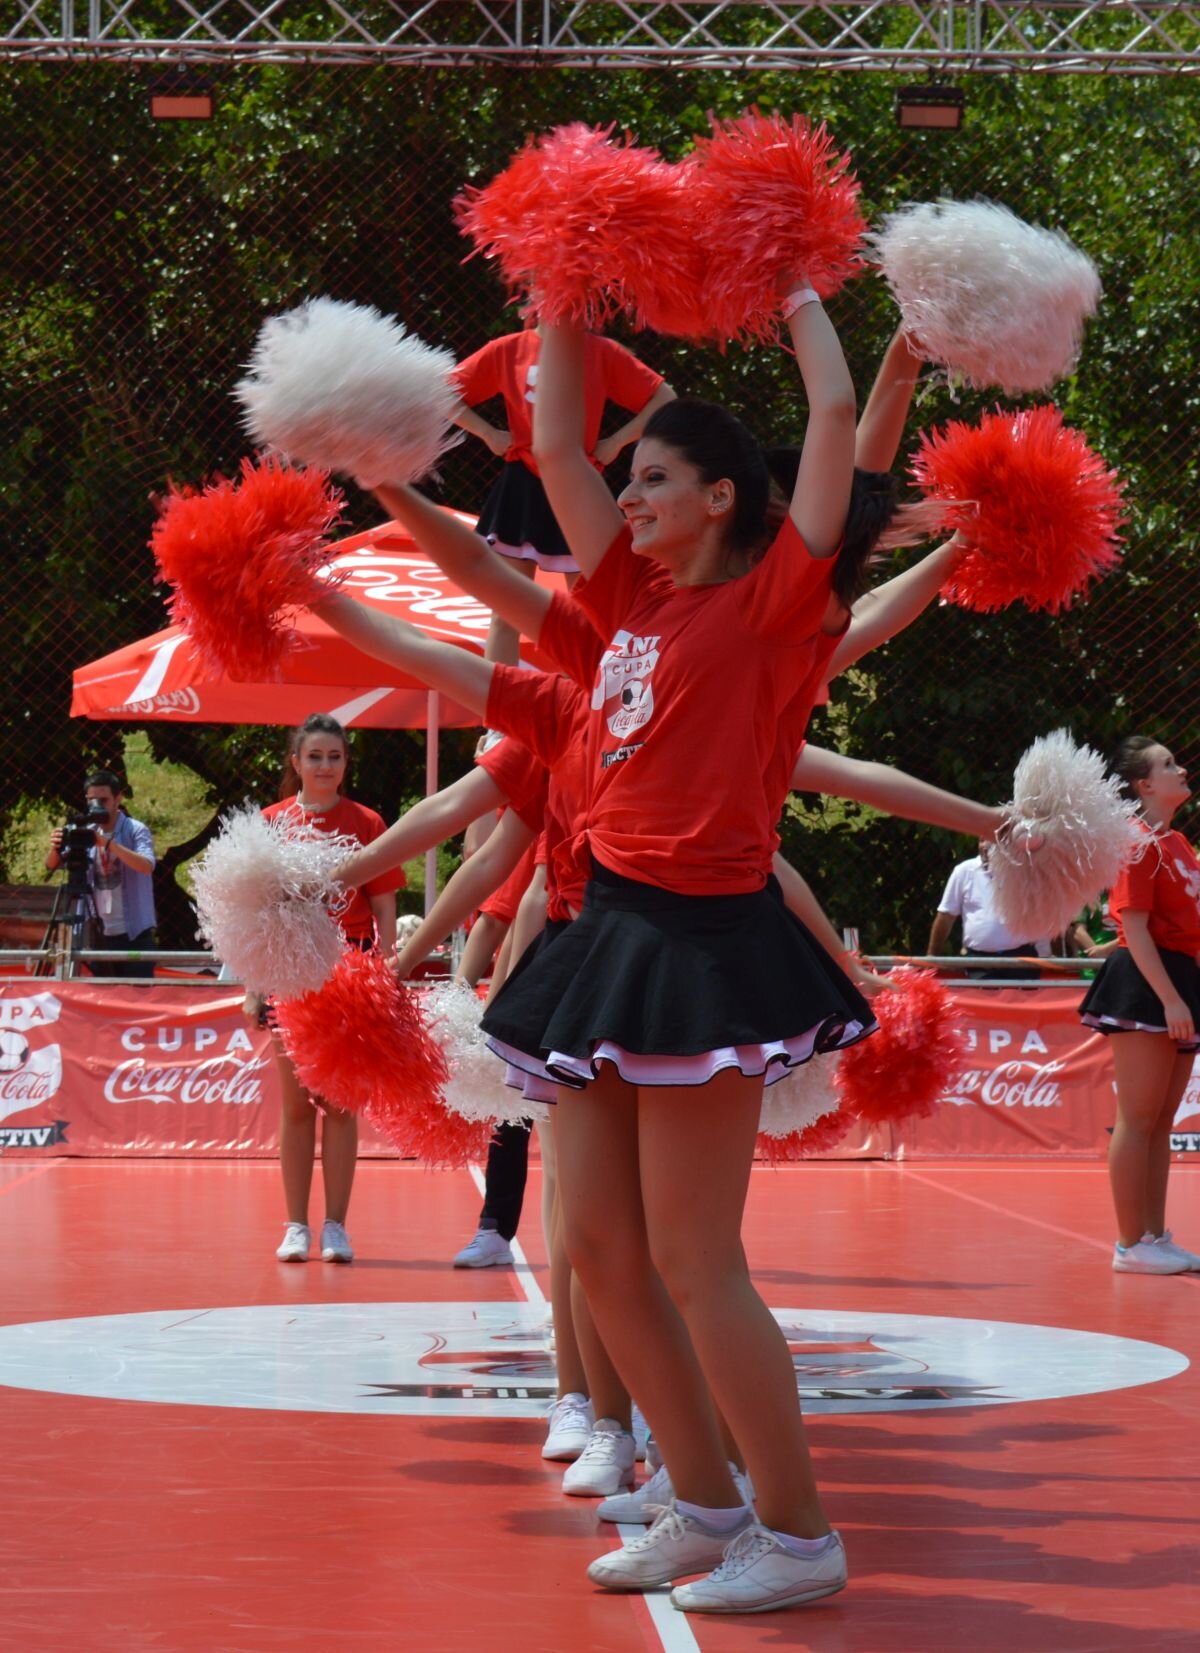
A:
[
  {"xmin": 481, "ymin": 861, "xmax": 876, "ymax": 1091},
  {"xmin": 1080, "ymin": 945, "xmax": 1200, "ymax": 1052},
  {"xmin": 476, "ymin": 462, "xmax": 577, "ymax": 572}
]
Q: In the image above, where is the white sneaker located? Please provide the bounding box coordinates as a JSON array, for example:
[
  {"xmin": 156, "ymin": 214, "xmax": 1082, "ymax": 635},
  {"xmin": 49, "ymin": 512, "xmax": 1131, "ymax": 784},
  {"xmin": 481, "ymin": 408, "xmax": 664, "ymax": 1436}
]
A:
[
  {"xmin": 276, "ymin": 1222, "xmax": 310, "ymax": 1262},
  {"xmin": 598, "ymin": 1461, "xmax": 754, "ymax": 1525},
  {"xmin": 644, "ymin": 1432, "xmax": 663, "ymax": 1474},
  {"xmin": 1112, "ymin": 1236, "xmax": 1189, "ymax": 1274},
  {"xmin": 542, "ymin": 1393, "xmax": 594, "ymax": 1461},
  {"xmin": 587, "ymin": 1501, "xmax": 753, "ymax": 1592},
  {"xmin": 562, "ymin": 1420, "xmax": 637, "ymax": 1497},
  {"xmin": 598, "ymin": 1460, "xmax": 675, "ymax": 1523},
  {"xmin": 452, "ymin": 1227, "xmax": 514, "ymax": 1269},
  {"xmin": 1155, "ymin": 1231, "xmax": 1200, "ymax": 1270},
  {"xmin": 320, "ymin": 1219, "xmax": 354, "ymax": 1263},
  {"xmin": 671, "ymin": 1524, "xmax": 847, "ymax": 1614}
]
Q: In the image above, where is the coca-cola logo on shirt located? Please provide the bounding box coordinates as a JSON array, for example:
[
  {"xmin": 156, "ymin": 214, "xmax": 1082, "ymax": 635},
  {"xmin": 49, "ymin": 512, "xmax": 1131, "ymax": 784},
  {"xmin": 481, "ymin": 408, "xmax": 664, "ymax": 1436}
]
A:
[
  {"xmin": 104, "ymin": 1023, "xmax": 269, "ymax": 1107},
  {"xmin": 593, "ymin": 629, "xmax": 660, "ymax": 740},
  {"xmin": 941, "ymin": 1024, "xmax": 1065, "ymax": 1109}
]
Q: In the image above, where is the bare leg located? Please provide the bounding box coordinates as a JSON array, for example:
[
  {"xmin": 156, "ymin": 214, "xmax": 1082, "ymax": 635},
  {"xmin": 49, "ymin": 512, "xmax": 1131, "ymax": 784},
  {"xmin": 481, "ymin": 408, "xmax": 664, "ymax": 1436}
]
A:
[
  {"xmin": 318, "ymin": 1105, "xmax": 358, "ymax": 1225},
  {"xmin": 549, "ymin": 1187, "xmax": 588, "ymax": 1397},
  {"xmin": 1146, "ymin": 1049, "xmax": 1193, "ymax": 1236},
  {"xmin": 640, "ymin": 1069, "xmax": 829, "ymax": 1538},
  {"xmin": 484, "ymin": 553, "xmax": 537, "ymax": 666},
  {"xmin": 276, "ymin": 1040, "xmax": 316, "ymax": 1226},
  {"xmin": 570, "ymin": 1270, "xmax": 632, "ymax": 1427},
  {"xmin": 556, "ymin": 1070, "xmax": 736, "ymax": 1510},
  {"xmin": 1110, "ymin": 1034, "xmax": 1182, "ymax": 1247},
  {"xmin": 536, "ymin": 1116, "xmax": 556, "ymax": 1274},
  {"xmin": 458, "ymin": 912, "xmax": 509, "ymax": 988}
]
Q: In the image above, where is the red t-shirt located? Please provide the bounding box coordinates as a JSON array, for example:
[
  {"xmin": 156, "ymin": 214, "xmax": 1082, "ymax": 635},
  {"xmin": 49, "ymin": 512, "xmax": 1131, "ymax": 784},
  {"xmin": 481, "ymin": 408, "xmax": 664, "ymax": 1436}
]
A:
[
  {"xmin": 453, "ymin": 332, "xmax": 663, "ymax": 477},
  {"xmin": 1111, "ymin": 824, "xmax": 1200, "ymax": 954},
  {"xmin": 486, "ymin": 665, "xmax": 592, "ymax": 922},
  {"xmin": 474, "ymin": 736, "xmax": 549, "ymax": 833},
  {"xmin": 260, "ymin": 796, "xmax": 403, "ymax": 942},
  {"xmin": 479, "ymin": 837, "xmax": 540, "ymax": 924},
  {"xmin": 570, "ymin": 520, "xmax": 837, "ymax": 895}
]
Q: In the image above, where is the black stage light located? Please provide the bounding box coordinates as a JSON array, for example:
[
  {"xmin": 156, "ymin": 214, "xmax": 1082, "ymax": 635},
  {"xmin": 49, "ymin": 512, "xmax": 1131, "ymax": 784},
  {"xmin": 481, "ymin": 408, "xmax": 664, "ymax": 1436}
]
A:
[{"xmin": 896, "ymin": 85, "xmax": 965, "ymax": 131}]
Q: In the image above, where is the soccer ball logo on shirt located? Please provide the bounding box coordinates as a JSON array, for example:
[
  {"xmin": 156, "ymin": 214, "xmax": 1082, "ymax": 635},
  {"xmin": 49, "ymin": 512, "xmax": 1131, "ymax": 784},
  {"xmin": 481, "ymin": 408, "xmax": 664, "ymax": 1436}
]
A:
[{"xmin": 593, "ymin": 630, "xmax": 660, "ymax": 741}]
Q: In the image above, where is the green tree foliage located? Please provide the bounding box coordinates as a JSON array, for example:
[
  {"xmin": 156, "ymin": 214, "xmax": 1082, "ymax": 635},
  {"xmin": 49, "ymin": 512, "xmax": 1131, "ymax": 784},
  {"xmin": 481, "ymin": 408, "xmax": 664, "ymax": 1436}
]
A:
[{"xmin": 2, "ymin": 61, "xmax": 1197, "ymax": 946}]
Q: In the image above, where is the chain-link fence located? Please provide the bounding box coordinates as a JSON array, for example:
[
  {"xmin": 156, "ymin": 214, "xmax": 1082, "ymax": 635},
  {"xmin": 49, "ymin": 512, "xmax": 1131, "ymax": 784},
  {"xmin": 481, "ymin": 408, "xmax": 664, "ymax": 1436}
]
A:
[{"xmin": 2, "ymin": 62, "xmax": 1197, "ymax": 947}]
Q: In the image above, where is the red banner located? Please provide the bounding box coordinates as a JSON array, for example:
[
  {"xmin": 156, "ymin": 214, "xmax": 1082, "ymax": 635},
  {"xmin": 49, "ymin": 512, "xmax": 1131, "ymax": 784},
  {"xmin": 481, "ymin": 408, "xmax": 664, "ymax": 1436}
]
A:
[{"xmin": 2, "ymin": 981, "xmax": 1199, "ymax": 1159}]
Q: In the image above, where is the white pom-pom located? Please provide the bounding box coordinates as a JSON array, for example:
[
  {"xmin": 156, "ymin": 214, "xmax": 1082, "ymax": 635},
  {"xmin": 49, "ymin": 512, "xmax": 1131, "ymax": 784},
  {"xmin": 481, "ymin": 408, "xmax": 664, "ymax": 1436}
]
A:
[
  {"xmin": 758, "ymin": 1052, "xmax": 840, "ymax": 1137},
  {"xmin": 870, "ymin": 200, "xmax": 1101, "ymax": 394},
  {"xmin": 234, "ymin": 298, "xmax": 464, "ymax": 487},
  {"xmin": 192, "ymin": 808, "xmax": 355, "ymax": 998},
  {"xmin": 421, "ymin": 979, "xmax": 549, "ymax": 1125},
  {"xmin": 989, "ymin": 729, "xmax": 1142, "ymax": 940}
]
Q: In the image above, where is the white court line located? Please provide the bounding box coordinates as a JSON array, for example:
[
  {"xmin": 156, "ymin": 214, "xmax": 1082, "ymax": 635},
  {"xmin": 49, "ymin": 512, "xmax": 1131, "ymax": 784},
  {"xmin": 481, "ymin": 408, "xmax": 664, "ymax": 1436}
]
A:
[
  {"xmin": 465, "ymin": 1164, "xmax": 701, "ymax": 1652},
  {"xmin": 616, "ymin": 1525, "xmax": 704, "ymax": 1653},
  {"xmin": 466, "ymin": 1161, "xmax": 546, "ymax": 1308}
]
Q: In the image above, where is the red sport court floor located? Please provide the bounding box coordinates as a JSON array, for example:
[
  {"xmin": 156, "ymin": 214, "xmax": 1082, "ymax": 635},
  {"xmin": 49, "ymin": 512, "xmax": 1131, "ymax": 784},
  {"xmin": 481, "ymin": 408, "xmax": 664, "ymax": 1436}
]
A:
[{"xmin": 1, "ymin": 1157, "xmax": 1196, "ymax": 1653}]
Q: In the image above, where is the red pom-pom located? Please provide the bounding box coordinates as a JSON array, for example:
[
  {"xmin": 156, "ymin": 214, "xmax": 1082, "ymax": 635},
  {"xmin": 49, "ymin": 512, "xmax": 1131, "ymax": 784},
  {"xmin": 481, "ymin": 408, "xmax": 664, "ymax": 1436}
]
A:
[
  {"xmin": 382, "ymin": 1090, "xmax": 496, "ymax": 1170},
  {"xmin": 274, "ymin": 950, "xmax": 461, "ymax": 1157},
  {"xmin": 455, "ymin": 124, "xmax": 704, "ymax": 334},
  {"xmin": 757, "ymin": 1103, "xmax": 854, "ymax": 1164},
  {"xmin": 689, "ymin": 110, "xmax": 867, "ymax": 344},
  {"xmin": 836, "ymin": 969, "xmax": 964, "ymax": 1126},
  {"xmin": 911, "ymin": 405, "xmax": 1125, "ymax": 614},
  {"xmin": 151, "ymin": 457, "xmax": 343, "ymax": 680}
]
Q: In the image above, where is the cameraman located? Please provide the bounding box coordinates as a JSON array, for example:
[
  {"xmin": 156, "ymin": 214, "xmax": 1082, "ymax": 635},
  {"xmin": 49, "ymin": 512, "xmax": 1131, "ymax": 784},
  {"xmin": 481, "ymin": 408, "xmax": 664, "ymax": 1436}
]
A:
[{"xmin": 46, "ymin": 770, "xmax": 157, "ymax": 978}]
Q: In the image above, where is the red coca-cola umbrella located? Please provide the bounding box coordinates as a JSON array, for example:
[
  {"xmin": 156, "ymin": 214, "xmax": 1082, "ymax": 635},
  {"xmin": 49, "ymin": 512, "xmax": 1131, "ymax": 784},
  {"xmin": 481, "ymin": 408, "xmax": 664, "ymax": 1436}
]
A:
[
  {"xmin": 71, "ymin": 513, "xmax": 568, "ymax": 911},
  {"xmin": 71, "ymin": 514, "xmax": 565, "ymax": 730}
]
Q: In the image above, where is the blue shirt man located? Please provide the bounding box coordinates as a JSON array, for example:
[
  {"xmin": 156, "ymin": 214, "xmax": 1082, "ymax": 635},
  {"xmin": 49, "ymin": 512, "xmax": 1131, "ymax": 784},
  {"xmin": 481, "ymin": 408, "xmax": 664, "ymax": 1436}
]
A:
[{"xmin": 46, "ymin": 769, "xmax": 157, "ymax": 977}]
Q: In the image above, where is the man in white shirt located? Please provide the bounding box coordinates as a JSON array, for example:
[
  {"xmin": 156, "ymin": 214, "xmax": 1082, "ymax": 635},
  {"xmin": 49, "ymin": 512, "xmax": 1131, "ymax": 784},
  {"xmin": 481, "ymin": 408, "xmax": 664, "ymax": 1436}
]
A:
[{"xmin": 927, "ymin": 844, "xmax": 1050, "ymax": 978}]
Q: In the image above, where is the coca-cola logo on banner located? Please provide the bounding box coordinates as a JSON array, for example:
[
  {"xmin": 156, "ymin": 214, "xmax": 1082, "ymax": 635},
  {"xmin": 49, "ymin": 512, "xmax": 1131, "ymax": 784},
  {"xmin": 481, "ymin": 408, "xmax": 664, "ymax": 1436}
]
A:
[
  {"xmin": 105, "ymin": 1021, "xmax": 270, "ymax": 1107},
  {"xmin": 942, "ymin": 1023, "xmax": 1066, "ymax": 1109},
  {"xmin": 116, "ymin": 687, "xmax": 202, "ymax": 717},
  {"xmin": 0, "ymin": 991, "xmax": 67, "ymax": 1147}
]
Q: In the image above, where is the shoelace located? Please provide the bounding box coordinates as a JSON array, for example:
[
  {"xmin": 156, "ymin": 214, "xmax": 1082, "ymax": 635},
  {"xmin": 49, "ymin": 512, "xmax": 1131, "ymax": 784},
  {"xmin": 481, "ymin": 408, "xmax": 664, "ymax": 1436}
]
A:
[
  {"xmin": 628, "ymin": 1505, "xmax": 689, "ymax": 1551},
  {"xmin": 579, "ymin": 1430, "xmax": 624, "ymax": 1465},
  {"xmin": 707, "ymin": 1524, "xmax": 778, "ymax": 1579},
  {"xmin": 548, "ymin": 1399, "xmax": 590, "ymax": 1433}
]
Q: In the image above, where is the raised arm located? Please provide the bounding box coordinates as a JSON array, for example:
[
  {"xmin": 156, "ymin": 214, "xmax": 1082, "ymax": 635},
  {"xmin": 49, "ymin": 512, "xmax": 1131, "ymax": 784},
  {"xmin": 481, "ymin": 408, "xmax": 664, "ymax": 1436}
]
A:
[
  {"xmin": 390, "ymin": 808, "xmax": 535, "ymax": 979},
  {"xmin": 784, "ymin": 292, "xmax": 858, "ymax": 558},
  {"xmin": 826, "ymin": 537, "xmax": 963, "ymax": 677},
  {"xmin": 531, "ymin": 322, "xmax": 625, "ymax": 576},
  {"xmin": 316, "ymin": 591, "xmax": 495, "ymax": 715},
  {"xmin": 792, "ymin": 745, "xmax": 1004, "ymax": 840},
  {"xmin": 334, "ymin": 768, "xmax": 505, "ymax": 890},
  {"xmin": 370, "ymin": 483, "xmax": 552, "ymax": 644},
  {"xmin": 854, "ymin": 326, "xmax": 924, "ymax": 473}
]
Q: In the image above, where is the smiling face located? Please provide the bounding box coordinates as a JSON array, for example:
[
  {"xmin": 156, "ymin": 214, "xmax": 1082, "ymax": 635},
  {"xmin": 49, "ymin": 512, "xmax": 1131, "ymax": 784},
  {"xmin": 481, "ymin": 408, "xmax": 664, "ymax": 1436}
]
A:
[
  {"xmin": 1136, "ymin": 744, "xmax": 1191, "ymax": 816},
  {"xmin": 291, "ymin": 733, "xmax": 347, "ymax": 802},
  {"xmin": 617, "ymin": 437, "xmax": 733, "ymax": 573}
]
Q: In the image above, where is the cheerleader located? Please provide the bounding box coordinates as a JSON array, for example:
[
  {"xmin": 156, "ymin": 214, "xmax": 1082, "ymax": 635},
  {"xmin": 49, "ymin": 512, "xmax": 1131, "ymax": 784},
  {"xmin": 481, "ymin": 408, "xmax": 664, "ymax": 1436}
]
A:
[
  {"xmin": 1080, "ymin": 737, "xmax": 1200, "ymax": 1274},
  {"xmin": 451, "ymin": 328, "xmax": 674, "ymax": 663},
  {"xmin": 257, "ymin": 714, "xmax": 399, "ymax": 1264}
]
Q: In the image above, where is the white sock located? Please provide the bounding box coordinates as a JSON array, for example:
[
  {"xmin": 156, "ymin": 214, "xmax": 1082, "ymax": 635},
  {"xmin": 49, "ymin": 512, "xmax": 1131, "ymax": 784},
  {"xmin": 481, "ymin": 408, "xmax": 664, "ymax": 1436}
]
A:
[
  {"xmin": 675, "ymin": 1499, "xmax": 751, "ymax": 1532},
  {"xmin": 772, "ymin": 1529, "xmax": 837, "ymax": 1558}
]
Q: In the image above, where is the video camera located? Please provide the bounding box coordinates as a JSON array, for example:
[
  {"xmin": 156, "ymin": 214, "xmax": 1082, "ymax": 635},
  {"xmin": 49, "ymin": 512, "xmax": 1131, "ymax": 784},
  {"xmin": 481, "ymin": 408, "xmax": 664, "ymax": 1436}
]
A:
[{"xmin": 60, "ymin": 798, "xmax": 109, "ymax": 869}]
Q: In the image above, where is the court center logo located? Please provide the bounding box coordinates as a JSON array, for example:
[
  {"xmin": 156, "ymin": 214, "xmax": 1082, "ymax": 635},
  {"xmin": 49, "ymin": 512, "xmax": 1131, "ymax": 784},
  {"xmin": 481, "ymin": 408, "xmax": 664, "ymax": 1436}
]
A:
[
  {"xmin": 0, "ymin": 991, "xmax": 66, "ymax": 1147},
  {"xmin": 0, "ymin": 1304, "xmax": 1184, "ymax": 1418}
]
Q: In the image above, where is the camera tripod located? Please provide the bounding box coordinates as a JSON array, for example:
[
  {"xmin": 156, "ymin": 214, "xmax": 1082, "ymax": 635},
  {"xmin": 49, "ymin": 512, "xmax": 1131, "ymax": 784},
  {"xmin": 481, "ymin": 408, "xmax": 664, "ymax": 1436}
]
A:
[{"xmin": 36, "ymin": 870, "xmax": 99, "ymax": 979}]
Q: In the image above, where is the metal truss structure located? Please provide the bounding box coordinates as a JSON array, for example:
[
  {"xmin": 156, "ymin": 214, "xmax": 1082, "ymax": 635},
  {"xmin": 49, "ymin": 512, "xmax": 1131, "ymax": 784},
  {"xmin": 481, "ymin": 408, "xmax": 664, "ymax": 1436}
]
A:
[{"xmin": 2, "ymin": 2, "xmax": 1199, "ymax": 74}]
